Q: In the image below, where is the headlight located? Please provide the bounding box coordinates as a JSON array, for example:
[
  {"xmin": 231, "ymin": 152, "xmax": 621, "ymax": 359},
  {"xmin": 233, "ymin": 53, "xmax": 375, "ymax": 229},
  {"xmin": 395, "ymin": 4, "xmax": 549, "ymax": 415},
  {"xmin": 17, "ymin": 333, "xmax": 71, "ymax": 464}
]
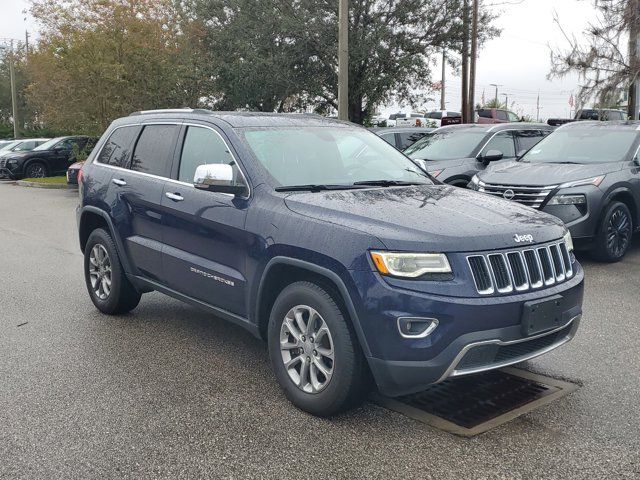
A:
[
  {"xmin": 370, "ymin": 251, "xmax": 452, "ymax": 277},
  {"xmin": 563, "ymin": 230, "xmax": 574, "ymax": 253},
  {"xmin": 547, "ymin": 194, "xmax": 586, "ymax": 205},
  {"xmin": 558, "ymin": 176, "xmax": 604, "ymax": 188},
  {"xmin": 470, "ymin": 175, "xmax": 480, "ymax": 186},
  {"xmin": 469, "ymin": 175, "xmax": 484, "ymax": 190}
]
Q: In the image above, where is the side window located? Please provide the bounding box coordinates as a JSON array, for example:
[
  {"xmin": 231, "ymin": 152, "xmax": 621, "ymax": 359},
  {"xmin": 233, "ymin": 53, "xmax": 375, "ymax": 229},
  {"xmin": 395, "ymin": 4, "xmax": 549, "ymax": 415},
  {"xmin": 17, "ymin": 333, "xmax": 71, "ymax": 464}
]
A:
[
  {"xmin": 56, "ymin": 138, "xmax": 76, "ymax": 150},
  {"xmin": 483, "ymin": 132, "xmax": 515, "ymax": 158},
  {"xmin": 178, "ymin": 126, "xmax": 236, "ymax": 183},
  {"xmin": 516, "ymin": 130, "xmax": 546, "ymax": 152},
  {"xmin": 398, "ymin": 132, "xmax": 428, "ymax": 150},
  {"xmin": 378, "ymin": 133, "xmax": 396, "ymax": 147},
  {"xmin": 97, "ymin": 127, "xmax": 139, "ymax": 168},
  {"xmin": 478, "ymin": 109, "xmax": 492, "ymax": 119},
  {"xmin": 131, "ymin": 125, "xmax": 180, "ymax": 178},
  {"xmin": 428, "ymin": 112, "xmax": 442, "ymax": 119},
  {"xmin": 496, "ymin": 110, "xmax": 508, "ymax": 121},
  {"xmin": 507, "ymin": 111, "xmax": 520, "ymax": 122}
]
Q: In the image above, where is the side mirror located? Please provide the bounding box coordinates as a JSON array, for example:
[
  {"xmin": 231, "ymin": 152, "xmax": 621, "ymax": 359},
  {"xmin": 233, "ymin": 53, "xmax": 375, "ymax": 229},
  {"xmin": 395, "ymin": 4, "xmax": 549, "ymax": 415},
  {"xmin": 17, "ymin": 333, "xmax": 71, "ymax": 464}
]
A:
[
  {"xmin": 480, "ymin": 149, "xmax": 504, "ymax": 163},
  {"xmin": 194, "ymin": 163, "xmax": 247, "ymax": 196}
]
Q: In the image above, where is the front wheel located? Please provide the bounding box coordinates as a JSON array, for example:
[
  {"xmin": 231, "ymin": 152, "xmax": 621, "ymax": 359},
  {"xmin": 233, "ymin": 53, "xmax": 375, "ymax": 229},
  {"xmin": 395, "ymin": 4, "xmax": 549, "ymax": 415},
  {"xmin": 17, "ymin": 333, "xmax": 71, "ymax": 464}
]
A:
[
  {"xmin": 592, "ymin": 201, "xmax": 634, "ymax": 262},
  {"xmin": 267, "ymin": 281, "xmax": 370, "ymax": 416},
  {"xmin": 25, "ymin": 162, "xmax": 48, "ymax": 178},
  {"xmin": 84, "ymin": 228, "xmax": 142, "ymax": 314}
]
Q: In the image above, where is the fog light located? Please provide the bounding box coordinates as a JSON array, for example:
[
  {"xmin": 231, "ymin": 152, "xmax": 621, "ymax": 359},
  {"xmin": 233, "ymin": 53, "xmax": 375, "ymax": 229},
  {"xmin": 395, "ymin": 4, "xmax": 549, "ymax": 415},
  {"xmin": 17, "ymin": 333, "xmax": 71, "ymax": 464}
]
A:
[{"xmin": 397, "ymin": 317, "xmax": 439, "ymax": 339}]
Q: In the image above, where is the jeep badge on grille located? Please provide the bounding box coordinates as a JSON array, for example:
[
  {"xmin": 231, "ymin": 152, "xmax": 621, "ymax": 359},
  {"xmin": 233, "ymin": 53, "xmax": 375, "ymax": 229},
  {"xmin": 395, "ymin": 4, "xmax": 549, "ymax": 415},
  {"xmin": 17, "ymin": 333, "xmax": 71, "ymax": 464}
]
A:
[{"xmin": 514, "ymin": 233, "xmax": 534, "ymax": 243}]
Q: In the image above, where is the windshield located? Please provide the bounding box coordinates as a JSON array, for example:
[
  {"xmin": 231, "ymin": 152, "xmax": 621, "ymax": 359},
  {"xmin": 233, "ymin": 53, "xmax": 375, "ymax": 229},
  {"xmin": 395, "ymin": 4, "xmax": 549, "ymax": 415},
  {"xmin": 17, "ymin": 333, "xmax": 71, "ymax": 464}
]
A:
[
  {"xmin": 34, "ymin": 137, "xmax": 65, "ymax": 151},
  {"xmin": 0, "ymin": 141, "xmax": 19, "ymax": 152},
  {"xmin": 521, "ymin": 129, "xmax": 638, "ymax": 164},
  {"xmin": 241, "ymin": 127, "xmax": 431, "ymax": 188},
  {"xmin": 404, "ymin": 131, "xmax": 487, "ymax": 161}
]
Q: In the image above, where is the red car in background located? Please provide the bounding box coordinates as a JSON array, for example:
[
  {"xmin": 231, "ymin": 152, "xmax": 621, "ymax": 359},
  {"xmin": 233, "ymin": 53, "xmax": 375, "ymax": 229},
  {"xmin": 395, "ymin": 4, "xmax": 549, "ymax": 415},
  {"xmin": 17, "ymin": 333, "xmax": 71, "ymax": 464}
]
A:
[
  {"xmin": 66, "ymin": 161, "xmax": 84, "ymax": 185},
  {"xmin": 476, "ymin": 108, "xmax": 520, "ymax": 124}
]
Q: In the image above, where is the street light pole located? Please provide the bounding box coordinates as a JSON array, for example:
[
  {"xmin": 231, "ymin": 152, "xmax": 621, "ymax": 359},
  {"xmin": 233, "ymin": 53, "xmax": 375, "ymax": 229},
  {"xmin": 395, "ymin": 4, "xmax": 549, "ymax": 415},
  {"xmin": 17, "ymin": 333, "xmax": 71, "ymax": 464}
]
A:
[
  {"xmin": 338, "ymin": 0, "xmax": 349, "ymax": 121},
  {"xmin": 490, "ymin": 83, "xmax": 502, "ymax": 106},
  {"xmin": 502, "ymin": 93, "xmax": 509, "ymax": 109}
]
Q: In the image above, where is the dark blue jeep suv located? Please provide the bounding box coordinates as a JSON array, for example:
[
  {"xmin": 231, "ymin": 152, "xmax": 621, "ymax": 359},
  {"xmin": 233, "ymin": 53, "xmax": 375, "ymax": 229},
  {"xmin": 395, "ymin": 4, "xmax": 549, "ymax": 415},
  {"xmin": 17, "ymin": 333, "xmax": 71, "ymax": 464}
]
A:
[{"xmin": 77, "ymin": 109, "xmax": 584, "ymax": 416}]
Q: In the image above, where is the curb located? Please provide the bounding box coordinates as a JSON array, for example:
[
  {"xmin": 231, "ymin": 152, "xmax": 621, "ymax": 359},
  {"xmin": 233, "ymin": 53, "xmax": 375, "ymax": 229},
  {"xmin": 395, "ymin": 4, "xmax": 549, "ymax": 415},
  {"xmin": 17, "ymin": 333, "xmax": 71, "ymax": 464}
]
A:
[{"xmin": 16, "ymin": 180, "xmax": 76, "ymax": 189}]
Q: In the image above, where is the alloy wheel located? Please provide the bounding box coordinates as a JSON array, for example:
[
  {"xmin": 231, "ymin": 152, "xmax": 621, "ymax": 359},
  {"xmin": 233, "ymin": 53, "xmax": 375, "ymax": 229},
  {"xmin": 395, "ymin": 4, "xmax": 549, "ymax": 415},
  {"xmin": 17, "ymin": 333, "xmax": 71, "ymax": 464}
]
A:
[
  {"xmin": 280, "ymin": 305, "xmax": 335, "ymax": 393},
  {"xmin": 28, "ymin": 164, "xmax": 46, "ymax": 178},
  {"xmin": 606, "ymin": 207, "xmax": 632, "ymax": 258},
  {"xmin": 88, "ymin": 244, "xmax": 112, "ymax": 300}
]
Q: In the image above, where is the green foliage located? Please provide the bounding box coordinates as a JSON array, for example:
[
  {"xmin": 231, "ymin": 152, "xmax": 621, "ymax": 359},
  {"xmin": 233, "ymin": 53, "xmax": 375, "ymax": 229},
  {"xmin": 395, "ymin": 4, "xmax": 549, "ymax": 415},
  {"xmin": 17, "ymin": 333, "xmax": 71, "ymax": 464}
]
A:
[{"xmin": 482, "ymin": 98, "xmax": 506, "ymax": 109}]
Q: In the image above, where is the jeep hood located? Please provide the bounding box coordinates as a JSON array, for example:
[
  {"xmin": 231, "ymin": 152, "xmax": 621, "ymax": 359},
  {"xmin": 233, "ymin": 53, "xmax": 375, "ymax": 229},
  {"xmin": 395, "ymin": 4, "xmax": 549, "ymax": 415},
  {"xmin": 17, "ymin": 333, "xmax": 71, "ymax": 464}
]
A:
[
  {"xmin": 284, "ymin": 185, "xmax": 565, "ymax": 253},
  {"xmin": 479, "ymin": 160, "xmax": 622, "ymax": 186}
]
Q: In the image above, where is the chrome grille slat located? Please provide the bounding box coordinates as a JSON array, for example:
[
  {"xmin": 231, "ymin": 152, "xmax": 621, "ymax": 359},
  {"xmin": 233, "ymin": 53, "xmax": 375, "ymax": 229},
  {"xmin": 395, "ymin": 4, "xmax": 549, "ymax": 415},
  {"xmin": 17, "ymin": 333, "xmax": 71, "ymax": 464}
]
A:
[
  {"xmin": 469, "ymin": 242, "xmax": 573, "ymax": 295},
  {"xmin": 478, "ymin": 182, "xmax": 557, "ymax": 209}
]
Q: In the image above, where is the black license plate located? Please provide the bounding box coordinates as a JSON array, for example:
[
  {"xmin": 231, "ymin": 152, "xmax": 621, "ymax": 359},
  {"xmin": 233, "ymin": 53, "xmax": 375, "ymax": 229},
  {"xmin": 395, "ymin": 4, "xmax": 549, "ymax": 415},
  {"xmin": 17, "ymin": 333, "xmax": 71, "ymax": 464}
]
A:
[{"xmin": 521, "ymin": 295, "xmax": 564, "ymax": 336}]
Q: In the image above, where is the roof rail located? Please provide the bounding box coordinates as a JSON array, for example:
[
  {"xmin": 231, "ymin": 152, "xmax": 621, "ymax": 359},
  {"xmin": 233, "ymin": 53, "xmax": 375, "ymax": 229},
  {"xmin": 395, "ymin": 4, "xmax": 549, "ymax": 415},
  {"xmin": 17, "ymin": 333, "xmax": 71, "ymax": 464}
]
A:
[{"xmin": 129, "ymin": 108, "xmax": 214, "ymax": 116}]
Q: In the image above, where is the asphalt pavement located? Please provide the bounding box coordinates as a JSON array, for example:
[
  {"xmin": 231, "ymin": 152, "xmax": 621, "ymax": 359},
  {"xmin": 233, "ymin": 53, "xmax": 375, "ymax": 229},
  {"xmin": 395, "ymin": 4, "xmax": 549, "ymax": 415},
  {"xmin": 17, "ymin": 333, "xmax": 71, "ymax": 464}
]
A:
[{"xmin": 0, "ymin": 181, "xmax": 638, "ymax": 479}]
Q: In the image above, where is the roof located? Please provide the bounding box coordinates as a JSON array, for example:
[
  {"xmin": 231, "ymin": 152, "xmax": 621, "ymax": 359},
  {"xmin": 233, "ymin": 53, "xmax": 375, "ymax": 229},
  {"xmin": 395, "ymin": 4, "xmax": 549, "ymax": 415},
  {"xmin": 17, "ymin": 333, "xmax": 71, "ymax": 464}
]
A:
[
  {"xmin": 434, "ymin": 122, "xmax": 552, "ymax": 133},
  {"xmin": 125, "ymin": 109, "xmax": 356, "ymax": 128},
  {"xmin": 559, "ymin": 120, "xmax": 640, "ymax": 131},
  {"xmin": 369, "ymin": 126, "xmax": 434, "ymax": 134}
]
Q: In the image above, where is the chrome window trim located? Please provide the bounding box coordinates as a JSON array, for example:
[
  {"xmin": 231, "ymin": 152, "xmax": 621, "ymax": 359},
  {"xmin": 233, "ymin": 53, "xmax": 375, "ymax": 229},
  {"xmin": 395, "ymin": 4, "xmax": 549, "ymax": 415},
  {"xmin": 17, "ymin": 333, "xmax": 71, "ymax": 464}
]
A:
[
  {"xmin": 436, "ymin": 314, "xmax": 581, "ymax": 382},
  {"xmin": 92, "ymin": 121, "xmax": 251, "ymax": 200},
  {"xmin": 475, "ymin": 128, "xmax": 547, "ymax": 159}
]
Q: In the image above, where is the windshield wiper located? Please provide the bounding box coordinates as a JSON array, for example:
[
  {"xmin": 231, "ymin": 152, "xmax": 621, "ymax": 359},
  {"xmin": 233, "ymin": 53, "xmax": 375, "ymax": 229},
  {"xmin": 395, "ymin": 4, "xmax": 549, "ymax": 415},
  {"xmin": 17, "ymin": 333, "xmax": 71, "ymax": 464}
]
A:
[
  {"xmin": 352, "ymin": 180, "xmax": 428, "ymax": 187},
  {"xmin": 275, "ymin": 184, "xmax": 365, "ymax": 192}
]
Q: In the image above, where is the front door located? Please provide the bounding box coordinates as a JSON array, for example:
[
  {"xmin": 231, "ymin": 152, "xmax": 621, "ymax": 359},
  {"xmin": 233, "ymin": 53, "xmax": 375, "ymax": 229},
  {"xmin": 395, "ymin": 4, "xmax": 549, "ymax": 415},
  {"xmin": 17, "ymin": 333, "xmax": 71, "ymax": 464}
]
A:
[{"xmin": 160, "ymin": 124, "xmax": 251, "ymax": 317}]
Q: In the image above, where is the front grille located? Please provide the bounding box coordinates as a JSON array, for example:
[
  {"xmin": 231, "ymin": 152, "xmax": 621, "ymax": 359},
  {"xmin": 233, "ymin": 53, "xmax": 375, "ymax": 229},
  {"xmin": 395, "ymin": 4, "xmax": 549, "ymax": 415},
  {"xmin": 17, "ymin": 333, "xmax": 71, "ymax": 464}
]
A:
[
  {"xmin": 479, "ymin": 182, "xmax": 557, "ymax": 208},
  {"xmin": 467, "ymin": 242, "xmax": 573, "ymax": 295}
]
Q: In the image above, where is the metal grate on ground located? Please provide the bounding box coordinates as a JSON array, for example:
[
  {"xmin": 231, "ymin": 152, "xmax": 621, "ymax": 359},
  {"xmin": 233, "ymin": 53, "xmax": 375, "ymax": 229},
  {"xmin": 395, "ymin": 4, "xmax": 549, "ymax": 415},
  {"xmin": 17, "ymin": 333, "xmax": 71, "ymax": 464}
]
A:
[{"xmin": 372, "ymin": 367, "xmax": 579, "ymax": 437}]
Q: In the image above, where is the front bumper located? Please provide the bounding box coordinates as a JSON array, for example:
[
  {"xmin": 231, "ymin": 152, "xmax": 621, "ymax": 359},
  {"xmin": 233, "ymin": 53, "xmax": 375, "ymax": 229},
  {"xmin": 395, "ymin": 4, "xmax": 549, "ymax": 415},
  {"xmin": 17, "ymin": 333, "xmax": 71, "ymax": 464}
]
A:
[{"xmin": 351, "ymin": 264, "xmax": 584, "ymax": 397}]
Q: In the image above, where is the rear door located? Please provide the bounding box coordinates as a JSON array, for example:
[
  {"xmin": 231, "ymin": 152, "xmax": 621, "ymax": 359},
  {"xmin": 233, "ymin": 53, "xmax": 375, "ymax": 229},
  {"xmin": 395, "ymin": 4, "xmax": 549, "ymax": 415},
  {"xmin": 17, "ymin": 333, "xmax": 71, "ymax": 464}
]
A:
[
  {"xmin": 105, "ymin": 123, "xmax": 181, "ymax": 282},
  {"xmin": 160, "ymin": 123, "xmax": 251, "ymax": 316}
]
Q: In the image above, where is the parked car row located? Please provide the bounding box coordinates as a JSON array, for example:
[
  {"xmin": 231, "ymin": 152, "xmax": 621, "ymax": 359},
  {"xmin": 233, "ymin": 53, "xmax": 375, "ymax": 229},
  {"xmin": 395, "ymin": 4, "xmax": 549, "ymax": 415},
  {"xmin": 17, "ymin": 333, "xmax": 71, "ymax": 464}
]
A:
[
  {"xmin": 386, "ymin": 121, "xmax": 639, "ymax": 262},
  {"xmin": 0, "ymin": 136, "xmax": 97, "ymax": 180}
]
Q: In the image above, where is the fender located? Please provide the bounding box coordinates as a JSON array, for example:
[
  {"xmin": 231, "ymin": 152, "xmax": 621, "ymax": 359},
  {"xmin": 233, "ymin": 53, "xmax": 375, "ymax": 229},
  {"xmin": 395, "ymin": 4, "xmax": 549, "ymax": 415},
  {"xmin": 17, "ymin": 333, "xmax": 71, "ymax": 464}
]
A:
[
  {"xmin": 256, "ymin": 256, "xmax": 372, "ymax": 357},
  {"xmin": 79, "ymin": 205, "xmax": 134, "ymax": 273},
  {"xmin": 600, "ymin": 184, "xmax": 639, "ymax": 228}
]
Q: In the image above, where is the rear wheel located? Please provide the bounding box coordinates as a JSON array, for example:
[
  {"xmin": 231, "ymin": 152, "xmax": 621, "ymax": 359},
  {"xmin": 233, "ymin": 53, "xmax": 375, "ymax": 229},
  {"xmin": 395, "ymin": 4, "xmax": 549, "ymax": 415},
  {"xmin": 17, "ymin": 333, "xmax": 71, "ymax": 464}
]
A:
[
  {"xmin": 25, "ymin": 162, "xmax": 48, "ymax": 178},
  {"xmin": 267, "ymin": 281, "xmax": 370, "ymax": 416},
  {"xmin": 593, "ymin": 201, "xmax": 633, "ymax": 262},
  {"xmin": 84, "ymin": 228, "xmax": 141, "ymax": 314}
]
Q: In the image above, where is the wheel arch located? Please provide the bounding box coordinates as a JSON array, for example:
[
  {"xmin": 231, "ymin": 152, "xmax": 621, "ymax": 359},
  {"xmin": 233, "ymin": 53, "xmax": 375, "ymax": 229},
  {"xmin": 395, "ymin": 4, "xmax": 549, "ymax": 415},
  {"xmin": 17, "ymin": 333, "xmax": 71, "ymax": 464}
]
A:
[
  {"xmin": 600, "ymin": 187, "xmax": 638, "ymax": 231},
  {"xmin": 23, "ymin": 157, "xmax": 50, "ymax": 177},
  {"xmin": 255, "ymin": 257, "xmax": 372, "ymax": 357},
  {"xmin": 78, "ymin": 206, "xmax": 133, "ymax": 273}
]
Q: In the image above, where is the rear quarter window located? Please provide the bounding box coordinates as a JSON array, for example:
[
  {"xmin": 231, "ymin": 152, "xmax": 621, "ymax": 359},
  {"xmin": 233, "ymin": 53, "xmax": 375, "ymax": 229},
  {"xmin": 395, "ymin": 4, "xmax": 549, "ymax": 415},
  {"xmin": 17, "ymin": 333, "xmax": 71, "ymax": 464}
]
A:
[{"xmin": 97, "ymin": 126, "xmax": 140, "ymax": 168}]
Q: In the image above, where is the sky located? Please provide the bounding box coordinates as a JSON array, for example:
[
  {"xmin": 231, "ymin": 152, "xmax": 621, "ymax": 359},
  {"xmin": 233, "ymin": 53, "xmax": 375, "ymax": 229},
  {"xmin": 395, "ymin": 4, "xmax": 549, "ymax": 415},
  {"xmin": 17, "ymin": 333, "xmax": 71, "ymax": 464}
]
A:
[{"xmin": 0, "ymin": 0, "xmax": 599, "ymax": 120}]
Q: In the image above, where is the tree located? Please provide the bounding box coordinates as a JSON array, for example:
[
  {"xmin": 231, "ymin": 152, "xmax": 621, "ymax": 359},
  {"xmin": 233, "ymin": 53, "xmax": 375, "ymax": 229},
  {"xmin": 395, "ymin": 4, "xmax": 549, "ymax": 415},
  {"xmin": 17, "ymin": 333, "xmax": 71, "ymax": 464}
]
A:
[
  {"xmin": 26, "ymin": 0, "xmax": 211, "ymax": 133},
  {"xmin": 549, "ymin": 0, "xmax": 639, "ymax": 115},
  {"xmin": 195, "ymin": 0, "xmax": 500, "ymax": 123}
]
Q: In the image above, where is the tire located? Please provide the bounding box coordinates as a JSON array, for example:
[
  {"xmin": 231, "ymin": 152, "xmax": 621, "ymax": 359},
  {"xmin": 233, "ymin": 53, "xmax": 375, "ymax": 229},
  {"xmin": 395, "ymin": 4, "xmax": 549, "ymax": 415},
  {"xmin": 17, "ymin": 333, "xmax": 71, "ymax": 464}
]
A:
[
  {"xmin": 267, "ymin": 281, "xmax": 370, "ymax": 416},
  {"xmin": 84, "ymin": 228, "xmax": 142, "ymax": 314},
  {"xmin": 25, "ymin": 161, "xmax": 48, "ymax": 178},
  {"xmin": 592, "ymin": 201, "xmax": 634, "ymax": 262}
]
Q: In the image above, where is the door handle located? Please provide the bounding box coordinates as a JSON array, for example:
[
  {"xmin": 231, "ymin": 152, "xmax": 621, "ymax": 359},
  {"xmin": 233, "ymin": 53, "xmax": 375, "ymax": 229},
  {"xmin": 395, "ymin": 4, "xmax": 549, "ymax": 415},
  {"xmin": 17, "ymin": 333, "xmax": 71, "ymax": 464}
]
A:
[
  {"xmin": 112, "ymin": 178, "xmax": 127, "ymax": 186},
  {"xmin": 165, "ymin": 192, "xmax": 184, "ymax": 202}
]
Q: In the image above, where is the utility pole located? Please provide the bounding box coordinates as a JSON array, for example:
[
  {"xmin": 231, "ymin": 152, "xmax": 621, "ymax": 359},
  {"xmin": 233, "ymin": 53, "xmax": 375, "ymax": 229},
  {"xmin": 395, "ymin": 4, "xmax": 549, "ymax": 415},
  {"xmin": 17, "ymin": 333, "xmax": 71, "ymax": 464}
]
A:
[
  {"xmin": 337, "ymin": 0, "xmax": 349, "ymax": 121},
  {"xmin": 461, "ymin": 0, "xmax": 470, "ymax": 123},
  {"xmin": 8, "ymin": 41, "xmax": 19, "ymax": 139},
  {"xmin": 502, "ymin": 93, "xmax": 509, "ymax": 109},
  {"xmin": 536, "ymin": 91, "xmax": 541, "ymax": 122},
  {"xmin": 628, "ymin": 0, "xmax": 640, "ymax": 120},
  {"xmin": 468, "ymin": 0, "xmax": 479, "ymax": 122},
  {"xmin": 490, "ymin": 83, "xmax": 502, "ymax": 106},
  {"xmin": 440, "ymin": 49, "xmax": 446, "ymax": 110}
]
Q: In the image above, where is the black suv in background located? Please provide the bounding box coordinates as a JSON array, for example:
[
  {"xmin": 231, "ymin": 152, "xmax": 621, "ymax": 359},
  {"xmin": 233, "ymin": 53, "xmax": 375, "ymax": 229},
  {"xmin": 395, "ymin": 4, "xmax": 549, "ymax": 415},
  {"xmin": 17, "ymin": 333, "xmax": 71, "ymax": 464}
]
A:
[
  {"xmin": 404, "ymin": 123, "xmax": 553, "ymax": 186},
  {"xmin": 471, "ymin": 122, "xmax": 640, "ymax": 262},
  {"xmin": 0, "ymin": 135, "xmax": 97, "ymax": 179}
]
